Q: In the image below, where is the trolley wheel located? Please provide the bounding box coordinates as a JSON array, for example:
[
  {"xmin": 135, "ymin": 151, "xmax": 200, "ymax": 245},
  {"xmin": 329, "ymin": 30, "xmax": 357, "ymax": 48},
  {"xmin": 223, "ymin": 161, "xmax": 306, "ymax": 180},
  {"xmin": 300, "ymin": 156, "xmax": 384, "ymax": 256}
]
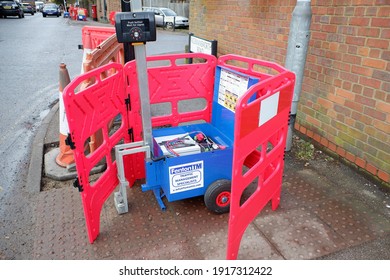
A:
[{"xmin": 204, "ymin": 179, "xmax": 231, "ymax": 214}]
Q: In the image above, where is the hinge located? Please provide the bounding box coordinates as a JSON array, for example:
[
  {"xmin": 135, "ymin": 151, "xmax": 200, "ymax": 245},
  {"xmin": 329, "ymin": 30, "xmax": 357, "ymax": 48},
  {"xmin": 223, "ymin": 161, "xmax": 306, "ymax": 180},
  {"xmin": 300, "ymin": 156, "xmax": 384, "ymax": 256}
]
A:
[
  {"xmin": 73, "ymin": 178, "xmax": 83, "ymax": 192},
  {"xmin": 125, "ymin": 94, "xmax": 131, "ymax": 111},
  {"xmin": 128, "ymin": 127, "xmax": 134, "ymax": 142},
  {"xmin": 78, "ymin": 44, "xmax": 83, "ymax": 50},
  {"xmin": 65, "ymin": 133, "xmax": 76, "ymax": 150}
]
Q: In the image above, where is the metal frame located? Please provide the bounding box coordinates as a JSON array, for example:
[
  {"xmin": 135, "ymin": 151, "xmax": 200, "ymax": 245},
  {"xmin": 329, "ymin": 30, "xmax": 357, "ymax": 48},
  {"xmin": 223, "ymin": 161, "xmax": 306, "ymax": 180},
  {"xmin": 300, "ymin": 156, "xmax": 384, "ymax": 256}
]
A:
[{"xmin": 114, "ymin": 141, "xmax": 150, "ymax": 214}]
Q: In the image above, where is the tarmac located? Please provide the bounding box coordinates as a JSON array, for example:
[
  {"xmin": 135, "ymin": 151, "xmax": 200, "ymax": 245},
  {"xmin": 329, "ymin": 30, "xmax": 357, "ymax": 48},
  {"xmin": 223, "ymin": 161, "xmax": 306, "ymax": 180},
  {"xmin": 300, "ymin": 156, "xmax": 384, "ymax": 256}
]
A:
[{"xmin": 21, "ymin": 20, "xmax": 390, "ymax": 260}]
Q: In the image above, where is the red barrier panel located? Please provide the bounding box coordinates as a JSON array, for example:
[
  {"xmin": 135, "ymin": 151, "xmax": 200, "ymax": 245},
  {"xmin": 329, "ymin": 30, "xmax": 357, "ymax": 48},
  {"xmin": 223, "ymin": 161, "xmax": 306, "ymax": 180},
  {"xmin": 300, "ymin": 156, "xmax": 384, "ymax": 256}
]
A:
[
  {"xmin": 63, "ymin": 63, "xmax": 131, "ymax": 243},
  {"xmin": 64, "ymin": 53, "xmax": 294, "ymax": 252},
  {"xmin": 82, "ymin": 26, "xmax": 116, "ymax": 50},
  {"xmin": 109, "ymin": 11, "xmax": 117, "ymax": 25},
  {"xmin": 124, "ymin": 53, "xmax": 216, "ymax": 129},
  {"xmin": 64, "ymin": 53, "xmax": 217, "ymax": 243},
  {"xmin": 220, "ymin": 55, "xmax": 295, "ymax": 259},
  {"xmin": 123, "ymin": 53, "xmax": 217, "ymax": 180}
]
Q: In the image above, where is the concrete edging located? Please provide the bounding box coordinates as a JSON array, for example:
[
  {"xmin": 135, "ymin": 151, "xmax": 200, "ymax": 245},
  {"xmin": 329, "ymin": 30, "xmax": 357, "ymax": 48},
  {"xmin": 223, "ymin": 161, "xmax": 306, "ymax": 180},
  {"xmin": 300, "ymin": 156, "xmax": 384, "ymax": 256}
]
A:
[{"xmin": 26, "ymin": 101, "xmax": 59, "ymax": 194}]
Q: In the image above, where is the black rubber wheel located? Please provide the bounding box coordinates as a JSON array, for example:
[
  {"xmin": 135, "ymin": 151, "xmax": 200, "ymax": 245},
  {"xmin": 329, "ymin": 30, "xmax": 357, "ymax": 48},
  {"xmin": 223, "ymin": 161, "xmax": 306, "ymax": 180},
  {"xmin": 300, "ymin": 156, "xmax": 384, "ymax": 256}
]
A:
[
  {"xmin": 165, "ymin": 22, "xmax": 174, "ymax": 30},
  {"xmin": 204, "ymin": 179, "xmax": 231, "ymax": 214}
]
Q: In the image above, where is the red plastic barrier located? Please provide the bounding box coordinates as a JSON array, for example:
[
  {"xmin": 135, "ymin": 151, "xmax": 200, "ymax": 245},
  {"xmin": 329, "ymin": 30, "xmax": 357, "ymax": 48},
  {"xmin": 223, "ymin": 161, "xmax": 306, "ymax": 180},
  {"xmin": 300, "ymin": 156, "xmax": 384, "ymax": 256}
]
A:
[
  {"xmin": 220, "ymin": 55, "xmax": 295, "ymax": 259},
  {"xmin": 69, "ymin": 6, "xmax": 77, "ymax": 20},
  {"xmin": 82, "ymin": 26, "xmax": 116, "ymax": 50},
  {"xmin": 64, "ymin": 53, "xmax": 217, "ymax": 243},
  {"xmin": 123, "ymin": 53, "xmax": 217, "ymax": 181},
  {"xmin": 63, "ymin": 63, "xmax": 132, "ymax": 243},
  {"xmin": 125, "ymin": 53, "xmax": 216, "ymax": 128},
  {"xmin": 109, "ymin": 11, "xmax": 117, "ymax": 25},
  {"xmin": 64, "ymin": 53, "xmax": 294, "ymax": 252}
]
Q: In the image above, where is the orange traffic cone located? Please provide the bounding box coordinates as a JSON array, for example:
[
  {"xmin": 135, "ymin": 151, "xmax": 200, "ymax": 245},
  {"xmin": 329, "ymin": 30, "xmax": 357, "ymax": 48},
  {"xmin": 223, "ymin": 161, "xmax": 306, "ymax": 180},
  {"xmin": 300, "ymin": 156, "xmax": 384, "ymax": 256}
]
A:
[{"xmin": 55, "ymin": 63, "xmax": 74, "ymax": 167}]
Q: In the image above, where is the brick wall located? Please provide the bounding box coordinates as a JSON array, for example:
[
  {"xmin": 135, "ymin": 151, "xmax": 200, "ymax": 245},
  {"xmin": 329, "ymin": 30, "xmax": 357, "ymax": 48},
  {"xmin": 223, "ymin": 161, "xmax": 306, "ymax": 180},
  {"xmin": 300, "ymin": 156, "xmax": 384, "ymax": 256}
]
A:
[{"xmin": 190, "ymin": 0, "xmax": 390, "ymax": 184}]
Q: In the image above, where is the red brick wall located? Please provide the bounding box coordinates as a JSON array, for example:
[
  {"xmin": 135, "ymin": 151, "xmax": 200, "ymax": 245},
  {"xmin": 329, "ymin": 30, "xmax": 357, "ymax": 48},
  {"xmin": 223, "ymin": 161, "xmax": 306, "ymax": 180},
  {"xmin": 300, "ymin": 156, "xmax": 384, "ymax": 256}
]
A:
[{"xmin": 190, "ymin": 0, "xmax": 390, "ymax": 184}]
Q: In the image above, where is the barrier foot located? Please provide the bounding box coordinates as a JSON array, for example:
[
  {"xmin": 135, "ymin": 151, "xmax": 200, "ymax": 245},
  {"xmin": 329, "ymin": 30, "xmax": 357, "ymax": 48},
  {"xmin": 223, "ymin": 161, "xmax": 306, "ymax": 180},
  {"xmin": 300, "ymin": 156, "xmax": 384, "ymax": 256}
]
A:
[
  {"xmin": 114, "ymin": 181, "xmax": 129, "ymax": 214},
  {"xmin": 226, "ymin": 230, "xmax": 245, "ymax": 260},
  {"xmin": 271, "ymin": 189, "xmax": 281, "ymax": 211},
  {"xmin": 153, "ymin": 188, "xmax": 166, "ymax": 211}
]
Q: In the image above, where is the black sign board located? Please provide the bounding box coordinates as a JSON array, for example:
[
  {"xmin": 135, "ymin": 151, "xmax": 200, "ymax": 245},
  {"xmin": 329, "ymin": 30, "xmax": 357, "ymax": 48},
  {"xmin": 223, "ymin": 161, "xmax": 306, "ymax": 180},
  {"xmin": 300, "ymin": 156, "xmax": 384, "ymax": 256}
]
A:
[{"xmin": 115, "ymin": 12, "xmax": 156, "ymax": 43}]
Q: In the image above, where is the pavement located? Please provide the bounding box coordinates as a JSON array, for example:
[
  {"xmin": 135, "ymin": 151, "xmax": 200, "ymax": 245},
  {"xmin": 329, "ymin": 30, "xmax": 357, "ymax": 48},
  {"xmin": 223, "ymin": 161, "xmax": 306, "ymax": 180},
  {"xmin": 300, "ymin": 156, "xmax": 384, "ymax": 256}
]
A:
[
  {"xmin": 19, "ymin": 19, "xmax": 390, "ymax": 260},
  {"xmin": 22, "ymin": 102, "xmax": 390, "ymax": 260}
]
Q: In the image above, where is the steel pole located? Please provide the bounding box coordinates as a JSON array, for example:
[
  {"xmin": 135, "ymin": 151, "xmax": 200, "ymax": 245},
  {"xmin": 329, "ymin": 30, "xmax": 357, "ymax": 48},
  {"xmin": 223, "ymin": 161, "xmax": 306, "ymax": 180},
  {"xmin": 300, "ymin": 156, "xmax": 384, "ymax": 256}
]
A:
[
  {"xmin": 285, "ymin": 0, "xmax": 312, "ymax": 151},
  {"xmin": 131, "ymin": 0, "xmax": 153, "ymax": 158}
]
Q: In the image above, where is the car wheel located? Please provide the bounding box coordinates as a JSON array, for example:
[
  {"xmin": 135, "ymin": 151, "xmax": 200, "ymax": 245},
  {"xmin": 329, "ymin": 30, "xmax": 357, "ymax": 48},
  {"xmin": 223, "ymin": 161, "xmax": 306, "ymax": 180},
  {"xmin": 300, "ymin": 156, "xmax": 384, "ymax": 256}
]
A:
[
  {"xmin": 165, "ymin": 22, "xmax": 174, "ymax": 30},
  {"xmin": 204, "ymin": 179, "xmax": 232, "ymax": 214},
  {"xmin": 43, "ymin": 14, "xmax": 46, "ymax": 17}
]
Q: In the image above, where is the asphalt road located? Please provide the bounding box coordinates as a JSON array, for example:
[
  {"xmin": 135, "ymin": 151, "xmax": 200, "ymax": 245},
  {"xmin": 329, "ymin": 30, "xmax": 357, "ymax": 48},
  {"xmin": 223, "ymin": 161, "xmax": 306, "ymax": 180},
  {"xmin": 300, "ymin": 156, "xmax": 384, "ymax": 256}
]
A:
[
  {"xmin": 0, "ymin": 13, "xmax": 86, "ymax": 259},
  {"xmin": 0, "ymin": 13, "xmax": 85, "ymax": 186}
]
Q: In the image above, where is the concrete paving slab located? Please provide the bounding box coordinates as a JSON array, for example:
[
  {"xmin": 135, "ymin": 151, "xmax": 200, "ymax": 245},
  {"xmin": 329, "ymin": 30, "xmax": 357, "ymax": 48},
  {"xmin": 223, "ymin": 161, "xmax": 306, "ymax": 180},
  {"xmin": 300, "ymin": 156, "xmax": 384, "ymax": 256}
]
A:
[{"xmin": 253, "ymin": 207, "xmax": 346, "ymax": 259}]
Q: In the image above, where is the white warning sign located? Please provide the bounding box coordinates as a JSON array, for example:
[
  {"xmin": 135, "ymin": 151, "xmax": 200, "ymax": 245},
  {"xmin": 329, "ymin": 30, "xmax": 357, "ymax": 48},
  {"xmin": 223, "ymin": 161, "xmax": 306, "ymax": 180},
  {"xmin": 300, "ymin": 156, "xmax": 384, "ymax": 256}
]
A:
[
  {"xmin": 169, "ymin": 161, "xmax": 204, "ymax": 194},
  {"xmin": 218, "ymin": 68, "xmax": 250, "ymax": 112}
]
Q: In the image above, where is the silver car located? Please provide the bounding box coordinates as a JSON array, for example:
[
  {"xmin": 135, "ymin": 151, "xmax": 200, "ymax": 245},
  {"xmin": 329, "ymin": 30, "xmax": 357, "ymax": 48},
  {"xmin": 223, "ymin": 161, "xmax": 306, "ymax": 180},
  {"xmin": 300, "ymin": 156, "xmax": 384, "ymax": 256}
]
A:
[{"xmin": 143, "ymin": 7, "xmax": 189, "ymax": 29}]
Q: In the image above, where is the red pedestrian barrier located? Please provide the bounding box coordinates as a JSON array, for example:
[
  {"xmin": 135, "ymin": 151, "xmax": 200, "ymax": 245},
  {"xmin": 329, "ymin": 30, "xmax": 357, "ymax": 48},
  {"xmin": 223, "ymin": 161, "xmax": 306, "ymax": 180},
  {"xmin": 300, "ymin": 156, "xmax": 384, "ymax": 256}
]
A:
[
  {"xmin": 63, "ymin": 63, "xmax": 132, "ymax": 243},
  {"xmin": 109, "ymin": 11, "xmax": 117, "ymax": 25},
  {"xmin": 63, "ymin": 53, "xmax": 295, "ymax": 259},
  {"xmin": 82, "ymin": 26, "xmax": 116, "ymax": 51},
  {"xmin": 220, "ymin": 55, "xmax": 295, "ymax": 259}
]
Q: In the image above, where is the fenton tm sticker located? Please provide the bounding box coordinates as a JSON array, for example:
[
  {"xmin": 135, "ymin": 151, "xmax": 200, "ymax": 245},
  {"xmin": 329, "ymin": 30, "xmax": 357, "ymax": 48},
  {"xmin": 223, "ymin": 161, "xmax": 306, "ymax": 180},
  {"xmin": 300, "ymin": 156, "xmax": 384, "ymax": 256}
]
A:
[{"xmin": 169, "ymin": 161, "xmax": 204, "ymax": 194}]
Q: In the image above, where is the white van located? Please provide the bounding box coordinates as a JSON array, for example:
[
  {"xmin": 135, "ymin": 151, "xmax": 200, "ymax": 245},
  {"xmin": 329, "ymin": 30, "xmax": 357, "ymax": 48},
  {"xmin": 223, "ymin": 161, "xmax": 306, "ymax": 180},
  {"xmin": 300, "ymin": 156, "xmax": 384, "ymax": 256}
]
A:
[
  {"xmin": 143, "ymin": 7, "xmax": 189, "ymax": 29},
  {"xmin": 35, "ymin": 1, "xmax": 44, "ymax": 12}
]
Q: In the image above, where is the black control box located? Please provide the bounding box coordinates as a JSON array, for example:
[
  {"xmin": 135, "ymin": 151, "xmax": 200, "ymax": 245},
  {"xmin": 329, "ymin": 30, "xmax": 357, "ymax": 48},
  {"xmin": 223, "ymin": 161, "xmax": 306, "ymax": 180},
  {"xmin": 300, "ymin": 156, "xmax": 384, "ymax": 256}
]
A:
[{"xmin": 115, "ymin": 12, "xmax": 156, "ymax": 43}]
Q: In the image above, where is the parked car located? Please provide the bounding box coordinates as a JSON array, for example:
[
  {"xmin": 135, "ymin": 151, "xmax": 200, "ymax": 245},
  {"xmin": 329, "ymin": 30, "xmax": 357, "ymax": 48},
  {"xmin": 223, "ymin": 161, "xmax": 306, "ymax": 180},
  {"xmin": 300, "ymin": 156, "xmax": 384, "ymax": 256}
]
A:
[
  {"xmin": 0, "ymin": 0, "xmax": 24, "ymax": 18},
  {"xmin": 21, "ymin": 3, "xmax": 34, "ymax": 15},
  {"xmin": 143, "ymin": 7, "xmax": 189, "ymax": 29},
  {"xmin": 42, "ymin": 3, "xmax": 60, "ymax": 17}
]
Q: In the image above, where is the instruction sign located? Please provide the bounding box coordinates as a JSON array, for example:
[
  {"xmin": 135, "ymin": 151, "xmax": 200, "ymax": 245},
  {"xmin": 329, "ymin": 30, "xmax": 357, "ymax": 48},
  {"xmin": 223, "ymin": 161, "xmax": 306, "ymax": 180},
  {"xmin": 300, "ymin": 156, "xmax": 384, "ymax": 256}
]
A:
[
  {"xmin": 169, "ymin": 160, "xmax": 204, "ymax": 194},
  {"xmin": 217, "ymin": 68, "xmax": 251, "ymax": 112}
]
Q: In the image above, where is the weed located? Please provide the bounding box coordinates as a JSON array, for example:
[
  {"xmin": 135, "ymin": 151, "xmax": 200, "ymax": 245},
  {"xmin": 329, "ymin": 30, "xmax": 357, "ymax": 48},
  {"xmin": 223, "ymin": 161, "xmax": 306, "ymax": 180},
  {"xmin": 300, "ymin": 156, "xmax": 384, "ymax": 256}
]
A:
[{"xmin": 293, "ymin": 137, "xmax": 314, "ymax": 161}]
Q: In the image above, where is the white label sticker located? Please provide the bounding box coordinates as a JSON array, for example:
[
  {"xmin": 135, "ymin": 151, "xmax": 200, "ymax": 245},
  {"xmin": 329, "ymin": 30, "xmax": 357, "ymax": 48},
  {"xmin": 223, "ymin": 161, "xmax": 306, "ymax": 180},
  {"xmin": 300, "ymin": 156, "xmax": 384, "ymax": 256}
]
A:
[
  {"xmin": 169, "ymin": 161, "xmax": 204, "ymax": 194},
  {"xmin": 218, "ymin": 68, "xmax": 250, "ymax": 112},
  {"xmin": 190, "ymin": 36, "xmax": 213, "ymax": 55},
  {"xmin": 259, "ymin": 91, "xmax": 280, "ymax": 126}
]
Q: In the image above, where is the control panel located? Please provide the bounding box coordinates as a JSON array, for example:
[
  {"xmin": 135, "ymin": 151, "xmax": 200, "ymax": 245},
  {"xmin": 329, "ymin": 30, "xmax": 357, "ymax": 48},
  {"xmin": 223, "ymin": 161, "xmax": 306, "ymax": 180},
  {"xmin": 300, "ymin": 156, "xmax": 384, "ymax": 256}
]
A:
[{"xmin": 115, "ymin": 12, "xmax": 156, "ymax": 43}]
